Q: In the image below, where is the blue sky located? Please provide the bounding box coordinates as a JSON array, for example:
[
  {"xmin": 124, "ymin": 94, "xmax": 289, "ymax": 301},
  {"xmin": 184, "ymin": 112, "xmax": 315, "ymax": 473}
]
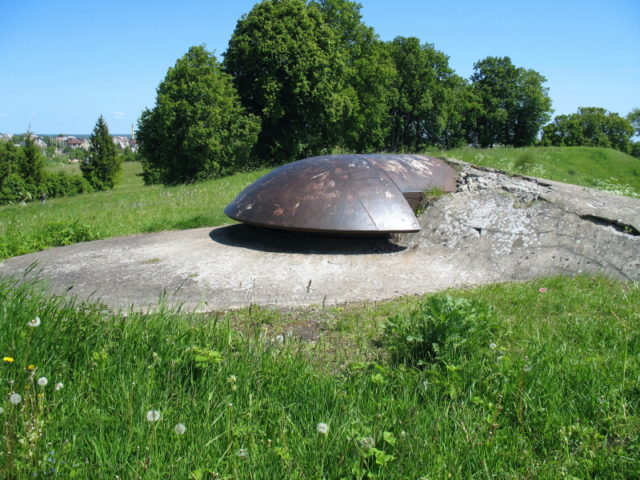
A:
[{"xmin": 0, "ymin": 0, "xmax": 638, "ymax": 134}]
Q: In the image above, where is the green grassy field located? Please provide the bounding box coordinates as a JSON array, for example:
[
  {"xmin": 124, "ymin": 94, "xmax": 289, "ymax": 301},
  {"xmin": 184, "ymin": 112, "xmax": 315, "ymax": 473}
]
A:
[
  {"xmin": 0, "ymin": 163, "xmax": 269, "ymax": 259},
  {"xmin": 0, "ymin": 275, "xmax": 638, "ymax": 478},
  {"xmin": 1, "ymin": 148, "xmax": 639, "ymax": 478},
  {"xmin": 1, "ymin": 146, "xmax": 638, "ymax": 260}
]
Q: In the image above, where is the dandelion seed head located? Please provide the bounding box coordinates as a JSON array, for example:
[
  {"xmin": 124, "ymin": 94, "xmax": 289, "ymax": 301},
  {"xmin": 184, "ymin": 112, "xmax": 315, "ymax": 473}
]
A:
[
  {"xmin": 360, "ymin": 436, "xmax": 375, "ymax": 449},
  {"xmin": 55, "ymin": 382, "xmax": 64, "ymax": 391},
  {"xmin": 28, "ymin": 316, "xmax": 41, "ymax": 327},
  {"xmin": 489, "ymin": 342, "xmax": 497, "ymax": 350},
  {"xmin": 316, "ymin": 422, "xmax": 329, "ymax": 435},
  {"xmin": 274, "ymin": 334, "xmax": 284, "ymax": 344},
  {"xmin": 236, "ymin": 448, "xmax": 248, "ymax": 458},
  {"xmin": 174, "ymin": 423, "xmax": 186, "ymax": 435},
  {"xmin": 146, "ymin": 410, "xmax": 161, "ymax": 422},
  {"xmin": 9, "ymin": 393, "xmax": 21, "ymax": 405},
  {"xmin": 523, "ymin": 364, "xmax": 532, "ymax": 372},
  {"xmin": 37, "ymin": 377, "xmax": 48, "ymax": 387}
]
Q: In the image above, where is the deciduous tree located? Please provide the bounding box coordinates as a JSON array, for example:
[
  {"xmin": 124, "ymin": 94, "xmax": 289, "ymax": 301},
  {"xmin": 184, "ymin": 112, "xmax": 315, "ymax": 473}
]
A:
[
  {"xmin": 224, "ymin": 0, "xmax": 352, "ymax": 164},
  {"xmin": 137, "ymin": 46, "xmax": 260, "ymax": 184},
  {"xmin": 541, "ymin": 107, "xmax": 634, "ymax": 152},
  {"xmin": 470, "ymin": 56, "xmax": 552, "ymax": 147}
]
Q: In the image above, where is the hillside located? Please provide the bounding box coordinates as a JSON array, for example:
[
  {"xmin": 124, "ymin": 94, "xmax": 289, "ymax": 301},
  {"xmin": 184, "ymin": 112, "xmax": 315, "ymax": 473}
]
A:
[
  {"xmin": 431, "ymin": 146, "xmax": 640, "ymax": 197},
  {"xmin": 0, "ymin": 146, "xmax": 638, "ymax": 260}
]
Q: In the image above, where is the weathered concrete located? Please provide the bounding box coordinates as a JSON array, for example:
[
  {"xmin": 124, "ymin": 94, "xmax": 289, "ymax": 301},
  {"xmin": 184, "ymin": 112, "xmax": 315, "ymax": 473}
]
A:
[{"xmin": 0, "ymin": 160, "xmax": 638, "ymax": 311}]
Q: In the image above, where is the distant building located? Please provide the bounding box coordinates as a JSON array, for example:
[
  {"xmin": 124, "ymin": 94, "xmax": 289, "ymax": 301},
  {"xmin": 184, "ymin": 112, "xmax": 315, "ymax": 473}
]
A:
[{"xmin": 67, "ymin": 138, "xmax": 83, "ymax": 149}]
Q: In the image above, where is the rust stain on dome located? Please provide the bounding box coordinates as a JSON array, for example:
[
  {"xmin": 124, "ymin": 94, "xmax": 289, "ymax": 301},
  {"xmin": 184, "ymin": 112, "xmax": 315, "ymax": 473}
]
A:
[{"xmin": 224, "ymin": 154, "xmax": 457, "ymax": 234}]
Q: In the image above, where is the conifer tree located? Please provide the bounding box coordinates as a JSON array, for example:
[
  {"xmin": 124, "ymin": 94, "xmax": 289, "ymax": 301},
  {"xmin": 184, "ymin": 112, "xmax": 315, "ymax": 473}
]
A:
[
  {"xmin": 82, "ymin": 116, "xmax": 122, "ymax": 190},
  {"xmin": 20, "ymin": 132, "xmax": 45, "ymax": 186}
]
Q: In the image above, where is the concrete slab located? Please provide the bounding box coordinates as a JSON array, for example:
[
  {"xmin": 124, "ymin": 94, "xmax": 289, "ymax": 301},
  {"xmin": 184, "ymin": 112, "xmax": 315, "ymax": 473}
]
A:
[{"xmin": 1, "ymin": 160, "xmax": 638, "ymax": 312}]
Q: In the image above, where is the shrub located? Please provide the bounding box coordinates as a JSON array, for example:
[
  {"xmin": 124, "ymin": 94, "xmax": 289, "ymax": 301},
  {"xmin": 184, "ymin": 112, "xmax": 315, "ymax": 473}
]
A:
[
  {"xmin": 0, "ymin": 173, "xmax": 35, "ymax": 203},
  {"xmin": 383, "ymin": 295, "xmax": 497, "ymax": 367}
]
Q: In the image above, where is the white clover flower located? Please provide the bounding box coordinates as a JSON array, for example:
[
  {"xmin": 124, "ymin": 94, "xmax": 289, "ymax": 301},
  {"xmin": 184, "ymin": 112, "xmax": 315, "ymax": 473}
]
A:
[
  {"xmin": 174, "ymin": 423, "xmax": 186, "ymax": 435},
  {"xmin": 55, "ymin": 382, "xmax": 64, "ymax": 391},
  {"xmin": 146, "ymin": 410, "xmax": 161, "ymax": 422},
  {"xmin": 316, "ymin": 422, "xmax": 329, "ymax": 435},
  {"xmin": 28, "ymin": 316, "xmax": 41, "ymax": 327},
  {"xmin": 37, "ymin": 377, "xmax": 48, "ymax": 387},
  {"xmin": 9, "ymin": 393, "xmax": 22, "ymax": 404},
  {"xmin": 489, "ymin": 342, "xmax": 497, "ymax": 350}
]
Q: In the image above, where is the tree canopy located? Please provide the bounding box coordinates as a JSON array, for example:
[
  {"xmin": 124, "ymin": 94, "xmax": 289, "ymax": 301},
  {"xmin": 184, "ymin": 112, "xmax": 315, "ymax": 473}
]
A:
[
  {"xmin": 81, "ymin": 115, "xmax": 122, "ymax": 190},
  {"xmin": 224, "ymin": 0, "xmax": 352, "ymax": 165},
  {"xmin": 541, "ymin": 107, "xmax": 634, "ymax": 153},
  {"xmin": 470, "ymin": 56, "xmax": 552, "ymax": 147},
  {"xmin": 137, "ymin": 45, "xmax": 260, "ymax": 184}
]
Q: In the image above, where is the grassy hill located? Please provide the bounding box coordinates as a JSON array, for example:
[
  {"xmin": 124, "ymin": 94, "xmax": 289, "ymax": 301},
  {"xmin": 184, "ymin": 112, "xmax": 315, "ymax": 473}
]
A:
[
  {"xmin": 0, "ymin": 146, "xmax": 638, "ymax": 260},
  {"xmin": 1, "ymin": 149, "xmax": 638, "ymax": 478},
  {"xmin": 428, "ymin": 146, "xmax": 640, "ymax": 197}
]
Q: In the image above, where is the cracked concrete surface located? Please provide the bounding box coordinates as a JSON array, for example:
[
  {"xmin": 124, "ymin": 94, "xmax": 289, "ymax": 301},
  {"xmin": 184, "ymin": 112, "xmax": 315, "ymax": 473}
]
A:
[{"xmin": 0, "ymin": 160, "xmax": 638, "ymax": 311}]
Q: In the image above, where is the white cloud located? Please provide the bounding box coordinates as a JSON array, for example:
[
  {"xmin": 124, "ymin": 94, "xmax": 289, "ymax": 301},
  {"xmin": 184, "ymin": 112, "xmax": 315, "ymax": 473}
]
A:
[{"xmin": 113, "ymin": 112, "xmax": 125, "ymax": 118}]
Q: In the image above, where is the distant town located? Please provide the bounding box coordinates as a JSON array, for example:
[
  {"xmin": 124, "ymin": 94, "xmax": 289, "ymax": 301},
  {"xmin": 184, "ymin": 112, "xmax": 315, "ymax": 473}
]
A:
[{"xmin": 0, "ymin": 132, "xmax": 138, "ymax": 162}]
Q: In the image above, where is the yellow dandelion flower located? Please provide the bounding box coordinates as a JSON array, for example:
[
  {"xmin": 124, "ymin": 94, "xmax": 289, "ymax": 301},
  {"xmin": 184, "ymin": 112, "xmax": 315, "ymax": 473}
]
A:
[
  {"xmin": 26, "ymin": 364, "xmax": 36, "ymax": 371},
  {"xmin": 2, "ymin": 357, "xmax": 14, "ymax": 363}
]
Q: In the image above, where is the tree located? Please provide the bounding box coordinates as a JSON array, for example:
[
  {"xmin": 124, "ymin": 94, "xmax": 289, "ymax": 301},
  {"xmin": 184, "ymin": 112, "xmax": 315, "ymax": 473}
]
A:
[
  {"xmin": 313, "ymin": 0, "xmax": 396, "ymax": 152},
  {"xmin": 224, "ymin": 0, "xmax": 352, "ymax": 164},
  {"xmin": 469, "ymin": 56, "xmax": 552, "ymax": 147},
  {"xmin": 627, "ymin": 108, "xmax": 640, "ymax": 137},
  {"xmin": 81, "ymin": 115, "xmax": 122, "ymax": 190},
  {"xmin": 541, "ymin": 107, "xmax": 634, "ymax": 152},
  {"xmin": 19, "ymin": 132, "xmax": 45, "ymax": 186},
  {"xmin": 137, "ymin": 45, "xmax": 260, "ymax": 184},
  {"xmin": 386, "ymin": 37, "xmax": 468, "ymax": 151}
]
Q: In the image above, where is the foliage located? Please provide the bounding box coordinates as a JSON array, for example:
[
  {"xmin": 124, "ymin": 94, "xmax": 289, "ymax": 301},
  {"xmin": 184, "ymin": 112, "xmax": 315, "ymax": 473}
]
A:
[
  {"xmin": 386, "ymin": 37, "xmax": 471, "ymax": 152},
  {"xmin": 19, "ymin": 133, "xmax": 45, "ymax": 186},
  {"xmin": 383, "ymin": 295, "xmax": 496, "ymax": 367},
  {"xmin": 313, "ymin": 0, "xmax": 396, "ymax": 152},
  {"xmin": 542, "ymin": 107, "xmax": 635, "ymax": 153},
  {"xmin": 470, "ymin": 56, "xmax": 552, "ymax": 147},
  {"xmin": 224, "ymin": 0, "xmax": 351, "ymax": 165},
  {"xmin": 138, "ymin": 46, "xmax": 260, "ymax": 184},
  {"xmin": 81, "ymin": 116, "xmax": 122, "ymax": 190},
  {"xmin": 627, "ymin": 107, "xmax": 640, "ymax": 136},
  {"xmin": 0, "ymin": 276, "xmax": 638, "ymax": 478}
]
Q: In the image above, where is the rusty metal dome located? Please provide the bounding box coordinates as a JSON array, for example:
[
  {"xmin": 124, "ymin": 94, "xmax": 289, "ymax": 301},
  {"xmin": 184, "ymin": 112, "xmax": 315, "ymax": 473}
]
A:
[{"xmin": 224, "ymin": 154, "xmax": 457, "ymax": 234}]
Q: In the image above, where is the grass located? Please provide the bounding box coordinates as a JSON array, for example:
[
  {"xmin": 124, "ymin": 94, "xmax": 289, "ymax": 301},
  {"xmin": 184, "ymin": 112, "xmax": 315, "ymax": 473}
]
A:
[
  {"xmin": 1, "ymin": 146, "xmax": 638, "ymax": 260},
  {"xmin": 0, "ymin": 275, "xmax": 638, "ymax": 478},
  {"xmin": 0, "ymin": 163, "xmax": 269, "ymax": 259},
  {"xmin": 426, "ymin": 146, "xmax": 640, "ymax": 197}
]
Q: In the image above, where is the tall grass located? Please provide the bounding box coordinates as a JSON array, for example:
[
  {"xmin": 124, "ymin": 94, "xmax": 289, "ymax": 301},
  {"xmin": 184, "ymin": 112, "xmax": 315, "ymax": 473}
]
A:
[{"xmin": 1, "ymin": 275, "xmax": 638, "ymax": 478}]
